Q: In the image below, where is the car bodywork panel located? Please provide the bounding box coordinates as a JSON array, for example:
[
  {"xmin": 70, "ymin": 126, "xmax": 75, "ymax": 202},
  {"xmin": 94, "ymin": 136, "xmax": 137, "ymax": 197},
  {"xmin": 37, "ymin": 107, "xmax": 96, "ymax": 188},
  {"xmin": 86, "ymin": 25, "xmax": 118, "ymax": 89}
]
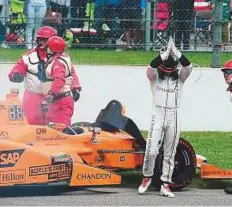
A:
[{"xmin": 0, "ymin": 89, "xmax": 144, "ymax": 187}]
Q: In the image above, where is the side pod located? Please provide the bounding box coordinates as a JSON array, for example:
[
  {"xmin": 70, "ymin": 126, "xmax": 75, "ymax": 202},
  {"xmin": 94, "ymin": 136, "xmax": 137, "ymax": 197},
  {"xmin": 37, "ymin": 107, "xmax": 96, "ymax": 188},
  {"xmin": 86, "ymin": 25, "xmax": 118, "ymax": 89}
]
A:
[{"xmin": 69, "ymin": 163, "xmax": 121, "ymax": 186}]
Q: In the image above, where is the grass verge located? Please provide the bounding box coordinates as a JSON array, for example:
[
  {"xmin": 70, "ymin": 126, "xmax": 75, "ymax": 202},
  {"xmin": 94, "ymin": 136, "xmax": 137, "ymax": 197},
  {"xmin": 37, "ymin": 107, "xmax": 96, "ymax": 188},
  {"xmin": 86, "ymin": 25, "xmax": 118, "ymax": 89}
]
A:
[
  {"xmin": 1, "ymin": 48, "xmax": 232, "ymax": 66},
  {"xmin": 119, "ymin": 131, "xmax": 232, "ymax": 189}
]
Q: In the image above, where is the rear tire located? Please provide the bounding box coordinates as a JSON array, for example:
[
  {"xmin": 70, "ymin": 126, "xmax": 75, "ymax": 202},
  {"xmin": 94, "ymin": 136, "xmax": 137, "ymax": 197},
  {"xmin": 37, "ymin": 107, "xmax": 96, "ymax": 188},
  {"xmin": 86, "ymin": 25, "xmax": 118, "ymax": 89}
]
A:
[{"xmin": 152, "ymin": 138, "xmax": 196, "ymax": 191}]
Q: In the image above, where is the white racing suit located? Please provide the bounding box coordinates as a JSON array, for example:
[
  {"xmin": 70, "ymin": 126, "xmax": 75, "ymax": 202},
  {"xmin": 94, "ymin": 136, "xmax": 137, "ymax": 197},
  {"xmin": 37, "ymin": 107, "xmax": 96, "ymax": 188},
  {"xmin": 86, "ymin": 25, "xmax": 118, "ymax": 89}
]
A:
[{"xmin": 143, "ymin": 55, "xmax": 193, "ymax": 183}]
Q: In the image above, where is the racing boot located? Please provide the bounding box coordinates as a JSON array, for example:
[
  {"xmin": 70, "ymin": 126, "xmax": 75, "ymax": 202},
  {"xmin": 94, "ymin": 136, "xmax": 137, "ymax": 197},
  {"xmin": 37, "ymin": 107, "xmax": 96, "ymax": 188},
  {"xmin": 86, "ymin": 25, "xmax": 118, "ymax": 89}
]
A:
[
  {"xmin": 138, "ymin": 177, "xmax": 152, "ymax": 194},
  {"xmin": 160, "ymin": 183, "xmax": 175, "ymax": 198}
]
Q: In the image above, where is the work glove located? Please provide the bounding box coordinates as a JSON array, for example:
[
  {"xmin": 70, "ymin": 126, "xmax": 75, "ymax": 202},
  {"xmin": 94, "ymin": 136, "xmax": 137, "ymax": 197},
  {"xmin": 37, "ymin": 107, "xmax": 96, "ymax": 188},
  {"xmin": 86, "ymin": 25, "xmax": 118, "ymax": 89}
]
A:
[
  {"xmin": 171, "ymin": 40, "xmax": 182, "ymax": 59},
  {"xmin": 72, "ymin": 88, "xmax": 80, "ymax": 102},
  {"xmin": 41, "ymin": 91, "xmax": 55, "ymax": 112},
  {"xmin": 11, "ymin": 73, "xmax": 24, "ymax": 83}
]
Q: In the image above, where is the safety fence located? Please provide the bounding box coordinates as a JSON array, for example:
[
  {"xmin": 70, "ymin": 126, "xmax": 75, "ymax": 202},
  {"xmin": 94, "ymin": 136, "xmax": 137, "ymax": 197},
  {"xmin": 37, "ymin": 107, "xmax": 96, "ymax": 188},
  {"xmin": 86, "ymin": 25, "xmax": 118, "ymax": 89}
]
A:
[{"xmin": 0, "ymin": 0, "xmax": 230, "ymax": 53}]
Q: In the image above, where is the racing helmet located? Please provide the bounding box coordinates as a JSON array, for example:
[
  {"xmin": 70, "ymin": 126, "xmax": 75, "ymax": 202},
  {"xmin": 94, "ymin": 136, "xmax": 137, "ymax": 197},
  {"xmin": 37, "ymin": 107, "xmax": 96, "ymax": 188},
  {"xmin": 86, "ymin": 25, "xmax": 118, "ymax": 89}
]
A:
[
  {"xmin": 47, "ymin": 36, "xmax": 66, "ymax": 53},
  {"xmin": 36, "ymin": 26, "xmax": 58, "ymax": 48},
  {"xmin": 222, "ymin": 60, "xmax": 232, "ymax": 75}
]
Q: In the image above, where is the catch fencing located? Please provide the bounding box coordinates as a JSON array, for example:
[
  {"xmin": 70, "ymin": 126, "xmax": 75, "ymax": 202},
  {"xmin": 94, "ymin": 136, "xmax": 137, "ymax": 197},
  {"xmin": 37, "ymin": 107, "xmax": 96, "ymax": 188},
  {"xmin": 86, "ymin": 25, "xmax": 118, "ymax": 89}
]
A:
[{"xmin": 0, "ymin": 0, "xmax": 228, "ymax": 65}]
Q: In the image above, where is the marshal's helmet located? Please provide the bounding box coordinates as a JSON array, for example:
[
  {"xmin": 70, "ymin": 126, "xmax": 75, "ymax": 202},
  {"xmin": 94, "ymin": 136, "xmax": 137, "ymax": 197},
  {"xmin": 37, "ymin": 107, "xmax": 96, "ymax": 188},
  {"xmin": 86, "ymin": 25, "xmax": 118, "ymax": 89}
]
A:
[
  {"xmin": 47, "ymin": 36, "xmax": 66, "ymax": 53},
  {"xmin": 36, "ymin": 26, "xmax": 58, "ymax": 49},
  {"xmin": 222, "ymin": 60, "xmax": 232, "ymax": 75}
]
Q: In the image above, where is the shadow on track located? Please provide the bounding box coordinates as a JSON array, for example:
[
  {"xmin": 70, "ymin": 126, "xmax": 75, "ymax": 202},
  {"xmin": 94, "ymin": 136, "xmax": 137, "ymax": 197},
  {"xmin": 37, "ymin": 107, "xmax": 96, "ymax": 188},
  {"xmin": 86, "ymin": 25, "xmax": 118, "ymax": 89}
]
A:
[{"xmin": 0, "ymin": 184, "xmax": 118, "ymax": 198}]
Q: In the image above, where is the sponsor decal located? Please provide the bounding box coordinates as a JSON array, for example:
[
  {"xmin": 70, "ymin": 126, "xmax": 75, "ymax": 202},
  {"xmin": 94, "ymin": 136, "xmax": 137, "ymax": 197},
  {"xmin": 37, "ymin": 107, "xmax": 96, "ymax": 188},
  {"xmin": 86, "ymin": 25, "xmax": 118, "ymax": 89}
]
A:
[
  {"xmin": 0, "ymin": 169, "xmax": 25, "ymax": 183},
  {"xmin": 144, "ymin": 139, "xmax": 152, "ymax": 172},
  {"xmin": 202, "ymin": 171, "xmax": 230, "ymax": 176},
  {"xmin": 120, "ymin": 156, "xmax": 125, "ymax": 162},
  {"xmin": 29, "ymin": 163, "xmax": 71, "ymax": 176},
  {"xmin": 99, "ymin": 149, "xmax": 135, "ymax": 153},
  {"xmin": 48, "ymin": 169, "xmax": 71, "ymax": 179},
  {"xmin": 36, "ymin": 128, "xmax": 46, "ymax": 134},
  {"xmin": 148, "ymin": 115, "xmax": 156, "ymax": 139},
  {"xmin": 36, "ymin": 135, "xmax": 69, "ymax": 141},
  {"xmin": 156, "ymin": 85, "xmax": 179, "ymax": 93},
  {"xmin": 0, "ymin": 131, "xmax": 9, "ymax": 139},
  {"xmin": 0, "ymin": 149, "xmax": 24, "ymax": 168},
  {"xmin": 77, "ymin": 173, "xmax": 112, "ymax": 180},
  {"xmin": 94, "ymin": 156, "xmax": 105, "ymax": 163},
  {"xmin": 29, "ymin": 163, "xmax": 72, "ymax": 180},
  {"xmin": 52, "ymin": 154, "xmax": 72, "ymax": 164},
  {"xmin": 144, "ymin": 115, "xmax": 156, "ymax": 171}
]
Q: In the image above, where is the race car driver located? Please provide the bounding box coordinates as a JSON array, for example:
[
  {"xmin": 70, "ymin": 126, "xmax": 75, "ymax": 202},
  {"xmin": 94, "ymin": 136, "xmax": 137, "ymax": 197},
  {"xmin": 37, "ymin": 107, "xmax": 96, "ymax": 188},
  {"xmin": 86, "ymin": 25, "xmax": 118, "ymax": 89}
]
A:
[
  {"xmin": 138, "ymin": 37, "xmax": 193, "ymax": 198},
  {"xmin": 8, "ymin": 26, "xmax": 81, "ymax": 125},
  {"xmin": 41, "ymin": 36, "xmax": 75, "ymax": 126}
]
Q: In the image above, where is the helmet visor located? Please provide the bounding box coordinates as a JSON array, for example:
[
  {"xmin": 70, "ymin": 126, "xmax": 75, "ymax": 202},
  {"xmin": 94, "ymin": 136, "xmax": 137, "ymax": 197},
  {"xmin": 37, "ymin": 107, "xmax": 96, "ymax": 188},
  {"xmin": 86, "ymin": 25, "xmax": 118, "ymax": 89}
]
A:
[
  {"xmin": 222, "ymin": 69, "xmax": 232, "ymax": 75},
  {"xmin": 158, "ymin": 64, "xmax": 178, "ymax": 73},
  {"xmin": 36, "ymin": 37, "xmax": 48, "ymax": 48}
]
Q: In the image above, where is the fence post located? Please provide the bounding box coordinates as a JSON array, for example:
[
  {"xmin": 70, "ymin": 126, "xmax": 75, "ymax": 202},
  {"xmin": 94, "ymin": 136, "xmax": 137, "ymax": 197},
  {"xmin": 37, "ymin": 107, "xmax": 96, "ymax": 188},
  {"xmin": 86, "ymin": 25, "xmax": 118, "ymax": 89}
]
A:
[
  {"xmin": 212, "ymin": 0, "xmax": 223, "ymax": 68},
  {"xmin": 145, "ymin": 0, "xmax": 152, "ymax": 51}
]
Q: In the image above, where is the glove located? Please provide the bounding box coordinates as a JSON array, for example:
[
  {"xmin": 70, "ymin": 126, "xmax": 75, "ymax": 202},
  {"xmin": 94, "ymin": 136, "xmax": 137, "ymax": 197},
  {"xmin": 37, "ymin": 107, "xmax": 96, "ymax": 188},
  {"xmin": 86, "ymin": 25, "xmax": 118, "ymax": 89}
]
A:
[
  {"xmin": 41, "ymin": 92, "xmax": 55, "ymax": 112},
  {"xmin": 160, "ymin": 49, "xmax": 170, "ymax": 61},
  {"xmin": 171, "ymin": 41, "xmax": 182, "ymax": 59},
  {"xmin": 160, "ymin": 37, "xmax": 172, "ymax": 61},
  {"xmin": 72, "ymin": 88, "xmax": 80, "ymax": 102},
  {"xmin": 11, "ymin": 73, "xmax": 24, "ymax": 83}
]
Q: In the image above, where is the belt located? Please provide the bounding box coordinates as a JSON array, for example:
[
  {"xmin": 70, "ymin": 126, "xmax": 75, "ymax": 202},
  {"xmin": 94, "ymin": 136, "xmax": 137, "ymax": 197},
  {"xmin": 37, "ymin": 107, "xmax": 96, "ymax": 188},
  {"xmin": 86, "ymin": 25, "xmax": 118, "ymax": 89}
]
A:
[
  {"xmin": 54, "ymin": 91, "xmax": 71, "ymax": 101},
  {"xmin": 155, "ymin": 105, "xmax": 179, "ymax": 110}
]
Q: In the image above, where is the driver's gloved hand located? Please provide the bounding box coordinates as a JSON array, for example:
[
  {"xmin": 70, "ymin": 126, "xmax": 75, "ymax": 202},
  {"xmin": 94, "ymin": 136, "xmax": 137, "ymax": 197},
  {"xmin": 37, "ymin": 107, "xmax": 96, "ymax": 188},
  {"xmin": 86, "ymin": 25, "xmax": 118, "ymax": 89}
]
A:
[
  {"xmin": 72, "ymin": 88, "xmax": 80, "ymax": 102},
  {"xmin": 12, "ymin": 73, "xmax": 24, "ymax": 83}
]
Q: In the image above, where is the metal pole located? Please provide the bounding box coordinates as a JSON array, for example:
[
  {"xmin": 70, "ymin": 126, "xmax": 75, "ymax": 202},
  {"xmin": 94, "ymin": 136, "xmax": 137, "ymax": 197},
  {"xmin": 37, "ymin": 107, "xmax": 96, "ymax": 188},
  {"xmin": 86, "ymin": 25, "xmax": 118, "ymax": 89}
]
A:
[
  {"xmin": 145, "ymin": 0, "xmax": 151, "ymax": 51},
  {"xmin": 212, "ymin": 0, "xmax": 223, "ymax": 68}
]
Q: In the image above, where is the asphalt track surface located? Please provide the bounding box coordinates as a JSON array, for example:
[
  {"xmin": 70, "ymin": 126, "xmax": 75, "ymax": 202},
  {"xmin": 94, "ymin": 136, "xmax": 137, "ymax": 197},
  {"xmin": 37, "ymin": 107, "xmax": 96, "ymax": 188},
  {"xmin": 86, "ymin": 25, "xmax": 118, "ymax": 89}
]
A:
[{"xmin": 0, "ymin": 185, "xmax": 231, "ymax": 206}]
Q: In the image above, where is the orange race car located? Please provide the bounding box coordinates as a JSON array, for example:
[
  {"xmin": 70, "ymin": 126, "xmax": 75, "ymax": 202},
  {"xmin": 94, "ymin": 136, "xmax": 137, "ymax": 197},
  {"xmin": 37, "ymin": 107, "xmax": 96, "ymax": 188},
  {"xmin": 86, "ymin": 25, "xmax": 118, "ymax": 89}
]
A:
[{"xmin": 0, "ymin": 88, "xmax": 197, "ymax": 190}]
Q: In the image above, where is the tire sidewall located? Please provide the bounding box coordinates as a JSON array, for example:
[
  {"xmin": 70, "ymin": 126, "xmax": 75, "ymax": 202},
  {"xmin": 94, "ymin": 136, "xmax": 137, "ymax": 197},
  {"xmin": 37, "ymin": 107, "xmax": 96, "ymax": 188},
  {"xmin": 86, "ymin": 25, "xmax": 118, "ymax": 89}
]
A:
[{"xmin": 152, "ymin": 138, "xmax": 196, "ymax": 191}]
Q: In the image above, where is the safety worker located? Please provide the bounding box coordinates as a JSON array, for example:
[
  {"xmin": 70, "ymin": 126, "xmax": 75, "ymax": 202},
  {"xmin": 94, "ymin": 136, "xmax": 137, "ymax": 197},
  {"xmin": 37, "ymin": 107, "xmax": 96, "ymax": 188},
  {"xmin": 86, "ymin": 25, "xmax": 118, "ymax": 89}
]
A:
[
  {"xmin": 8, "ymin": 26, "xmax": 81, "ymax": 125},
  {"xmin": 41, "ymin": 36, "xmax": 75, "ymax": 126},
  {"xmin": 138, "ymin": 37, "xmax": 193, "ymax": 198},
  {"xmin": 221, "ymin": 60, "xmax": 232, "ymax": 101}
]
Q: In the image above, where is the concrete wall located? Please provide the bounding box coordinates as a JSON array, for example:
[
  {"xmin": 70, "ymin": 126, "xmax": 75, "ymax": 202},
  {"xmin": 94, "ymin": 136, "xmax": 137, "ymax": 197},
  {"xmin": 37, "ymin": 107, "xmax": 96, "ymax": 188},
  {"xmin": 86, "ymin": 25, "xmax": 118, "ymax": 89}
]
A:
[{"xmin": 1, "ymin": 64, "xmax": 232, "ymax": 131}]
